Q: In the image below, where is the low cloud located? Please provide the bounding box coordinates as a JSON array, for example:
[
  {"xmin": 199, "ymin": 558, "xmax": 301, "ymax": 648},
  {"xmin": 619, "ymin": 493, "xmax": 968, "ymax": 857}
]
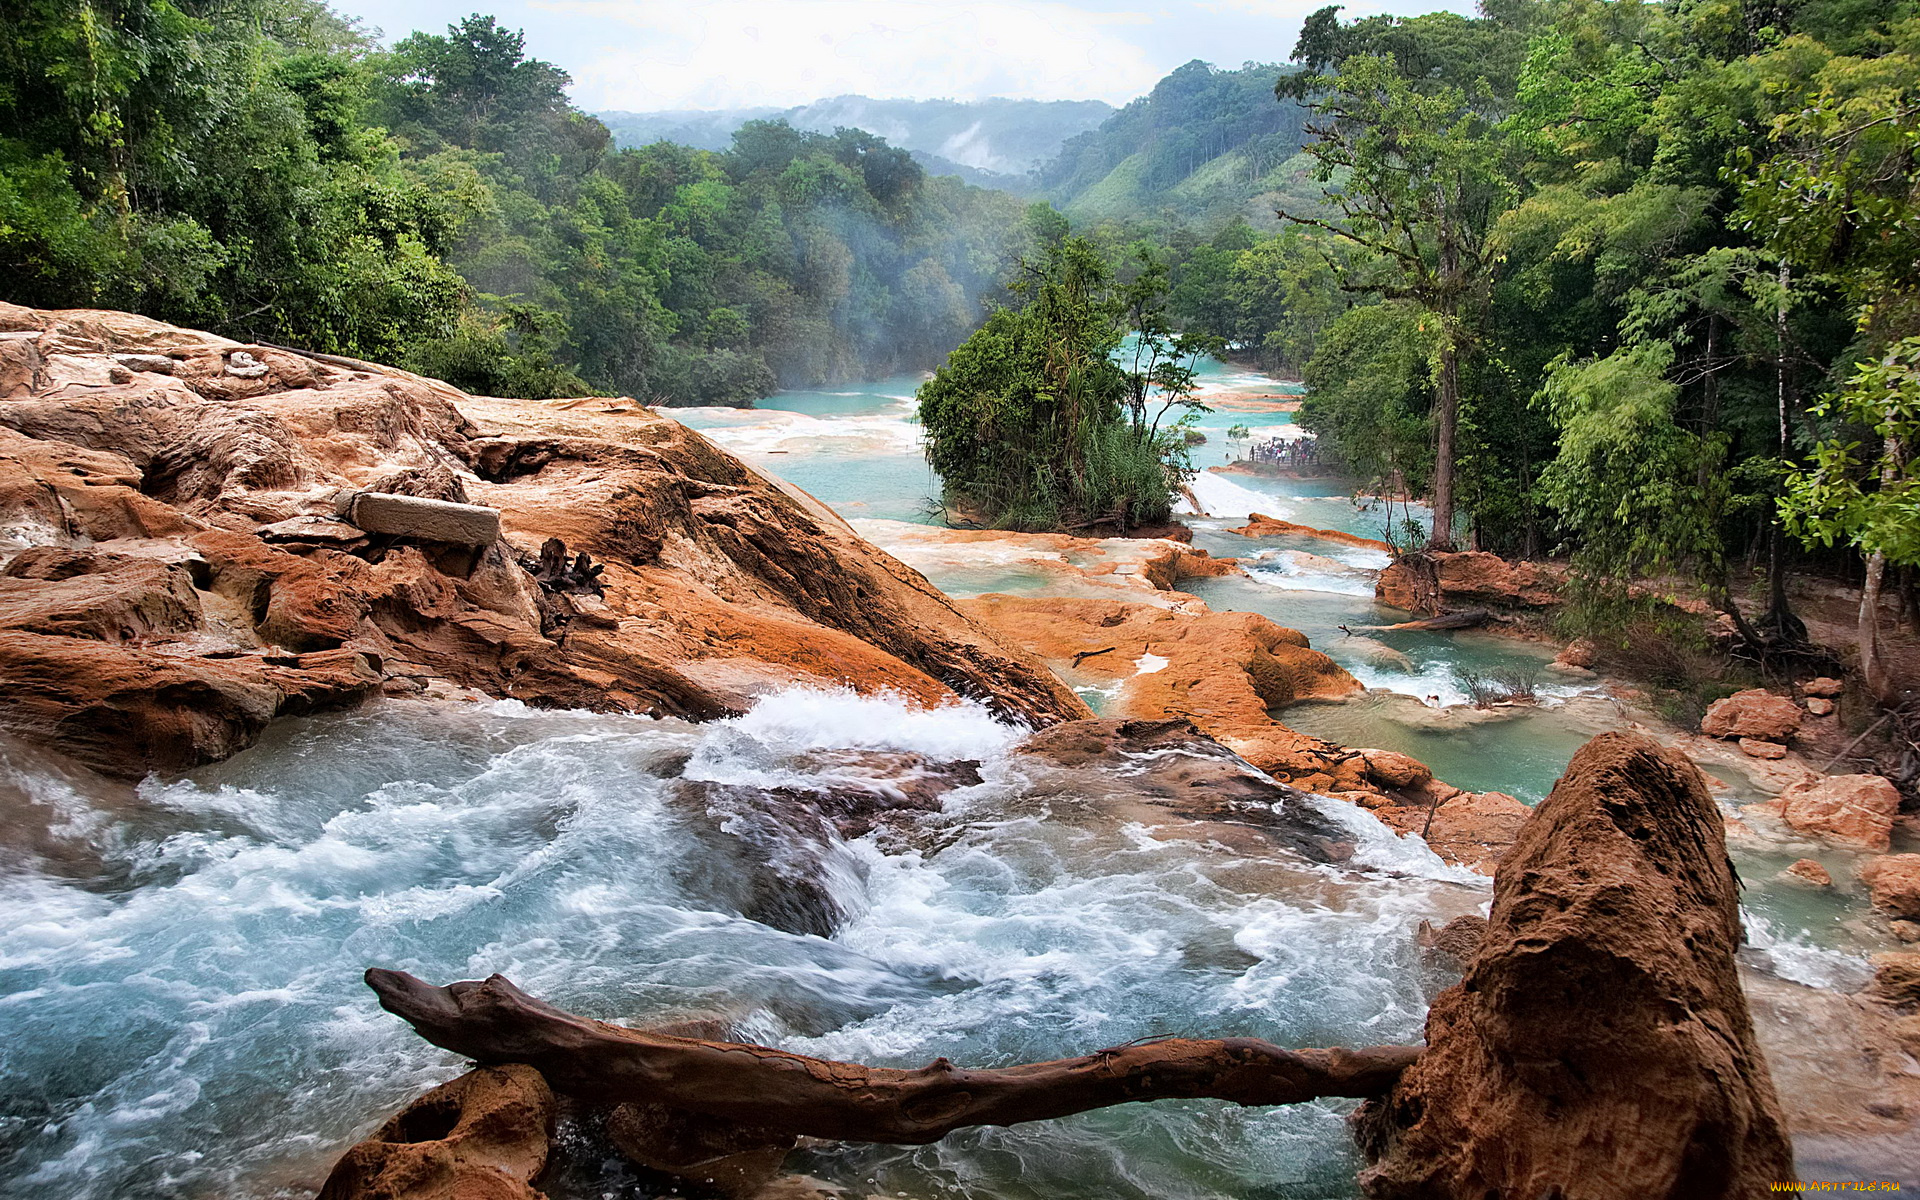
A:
[{"xmin": 541, "ymin": 0, "xmax": 1166, "ymax": 108}]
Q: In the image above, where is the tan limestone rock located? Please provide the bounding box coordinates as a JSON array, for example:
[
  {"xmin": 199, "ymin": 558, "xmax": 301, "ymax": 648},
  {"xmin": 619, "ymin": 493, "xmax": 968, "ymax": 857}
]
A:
[
  {"xmin": 1859, "ymin": 855, "xmax": 1920, "ymax": 921},
  {"xmin": 0, "ymin": 304, "xmax": 1087, "ymax": 774},
  {"xmin": 1702, "ymin": 688, "xmax": 1803, "ymax": 742},
  {"xmin": 317, "ymin": 1064, "xmax": 554, "ymax": 1200},
  {"xmin": 1776, "ymin": 774, "xmax": 1902, "ymax": 852},
  {"xmin": 1355, "ymin": 732, "xmax": 1792, "ymax": 1198}
]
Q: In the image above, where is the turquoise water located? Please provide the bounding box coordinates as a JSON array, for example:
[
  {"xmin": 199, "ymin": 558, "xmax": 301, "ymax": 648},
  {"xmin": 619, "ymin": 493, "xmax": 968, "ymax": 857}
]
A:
[{"xmin": 670, "ymin": 378, "xmax": 944, "ymax": 524}]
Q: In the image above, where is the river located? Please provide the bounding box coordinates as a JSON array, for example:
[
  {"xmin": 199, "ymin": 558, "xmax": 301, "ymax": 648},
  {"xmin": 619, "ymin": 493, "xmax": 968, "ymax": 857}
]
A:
[{"xmin": 0, "ymin": 360, "xmax": 1892, "ymax": 1198}]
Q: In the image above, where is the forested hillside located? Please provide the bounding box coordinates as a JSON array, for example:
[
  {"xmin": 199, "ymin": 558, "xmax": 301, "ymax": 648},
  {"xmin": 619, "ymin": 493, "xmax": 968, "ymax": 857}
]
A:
[
  {"xmin": 0, "ymin": 4, "xmax": 1033, "ymax": 404},
  {"xmin": 1036, "ymin": 60, "xmax": 1322, "ymax": 225}
]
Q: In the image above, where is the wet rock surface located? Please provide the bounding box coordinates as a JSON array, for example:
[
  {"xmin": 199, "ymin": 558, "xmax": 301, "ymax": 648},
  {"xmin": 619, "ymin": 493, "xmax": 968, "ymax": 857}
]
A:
[
  {"xmin": 962, "ymin": 593, "xmax": 1372, "ymax": 791},
  {"xmin": 317, "ymin": 1064, "xmax": 554, "ymax": 1200},
  {"xmin": 1355, "ymin": 731, "xmax": 1792, "ymax": 1198},
  {"xmin": 1014, "ymin": 718, "xmax": 1360, "ymax": 864},
  {"xmin": 0, "ymin": 304, "xmax": 1084, "ymax": 774}
]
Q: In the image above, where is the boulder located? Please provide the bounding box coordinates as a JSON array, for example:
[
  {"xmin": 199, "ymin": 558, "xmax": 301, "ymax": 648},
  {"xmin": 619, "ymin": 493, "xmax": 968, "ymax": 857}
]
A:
[
  {"xmin": 0, "ymin": 303, "xmax": 1087, "ymax": 774},
  {"xmin": 1365, "ymin": 788, "xmax": 1534, "ymax": 876},
  {"xmin": 1739, "ymin": 737, "xmax": 1787, "ymax": 760},
  {"xmin": 1868, "ymin": 951, "xmax": 1920, "ymax": 1010},
  {"xmin": 1782, "ymin": 859, "xmax": 1833, "ymax": 887},
  {"xmin": 1803, "ymin": 676, "xmax": 1844, "ymax": 698},
  {"xmin": 1355, "ymin": 732, "xmax": 1792, "ymax": 1197},
  {"xmin": 1359, "ymin": 748, "xmax": 1433, "ymax": 790},
  {"xmin": 317, "ymin": 1064, "xmax": 554, "ymax": 1200},
  {"xmin": 1860, "ymin": 855, "xmax": 1920, "ymax": 921},
  {"xmin": 1806, "ymin": 697, "xmax": 1836, "ymax": 717},
  {"xmin": 1554, "ymin": 637, "xmax": 1597, "ymax": 669},
  {"xmin": 1775, "ymin": 774, "xmax": 1902, "ymax": 853},
  {"xmin": 1374, "ymin": 550, "xmax": 1560, "ymax": 614},
  {"xmin": 1701, "ymin": 689, "xmax": 1802, "ymax": 742}
]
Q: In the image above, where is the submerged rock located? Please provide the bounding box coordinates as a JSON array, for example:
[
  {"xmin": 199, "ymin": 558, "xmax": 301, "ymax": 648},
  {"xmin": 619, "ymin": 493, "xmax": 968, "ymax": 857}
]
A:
[
  {"xmin": 1015, "ymin": 717, "xmax": 1359, "ymax": 864},
  {"xmin": 0, "ymin": 303, "xmax": 1084, "ymax": 774},
  {"xmin": 318, "ymin": 1064, "xmax": 554, "ymax": 1200},
  {"xmin": 1355, "ymin": 731, "xmax": 1792, "ymax": 1197}
]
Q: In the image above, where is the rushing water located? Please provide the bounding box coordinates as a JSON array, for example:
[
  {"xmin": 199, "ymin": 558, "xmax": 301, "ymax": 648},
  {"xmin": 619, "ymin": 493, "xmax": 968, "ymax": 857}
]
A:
[
  {"xmin": 0, "ymin": 694, "xmax": 1483, "ymax": 1199},
  {"xmin": 0, "ymin": 356, "xmax": 1895, "ymax": 1197}
]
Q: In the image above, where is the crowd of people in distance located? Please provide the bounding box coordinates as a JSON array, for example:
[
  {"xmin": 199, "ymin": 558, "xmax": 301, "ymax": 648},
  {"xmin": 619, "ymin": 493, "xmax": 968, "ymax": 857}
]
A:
[{"xmin": 1243, "ymin": 435, "xmax": 1319, "ymax": 466}]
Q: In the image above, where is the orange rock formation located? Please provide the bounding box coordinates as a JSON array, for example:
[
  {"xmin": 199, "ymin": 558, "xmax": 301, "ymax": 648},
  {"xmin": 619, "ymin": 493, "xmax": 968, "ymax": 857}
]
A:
[{"xmin": 0, "ymin": 304, "xmax": 1085, "ymax": 775}]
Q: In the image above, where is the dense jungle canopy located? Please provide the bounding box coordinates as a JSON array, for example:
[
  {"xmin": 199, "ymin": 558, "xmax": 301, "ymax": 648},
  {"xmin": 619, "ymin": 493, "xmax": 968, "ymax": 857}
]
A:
[{"xmin": 0, "ymin": 3, "xmax": 1032, "ymax": 404}]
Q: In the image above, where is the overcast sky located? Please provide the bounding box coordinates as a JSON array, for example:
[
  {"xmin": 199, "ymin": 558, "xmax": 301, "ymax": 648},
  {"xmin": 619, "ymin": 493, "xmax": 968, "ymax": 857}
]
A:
[{"xmin": 333, "ymin": 0, "xmax": 1444, "ymax": 112}]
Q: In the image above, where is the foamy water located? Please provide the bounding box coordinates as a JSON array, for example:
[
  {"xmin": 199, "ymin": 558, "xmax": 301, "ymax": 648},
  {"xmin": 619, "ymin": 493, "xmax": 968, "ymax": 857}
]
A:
[
  {"xmin": 671, "ymin": 397, "xmax": 923, "ymax": 458},
  {"xmin": 0, "ymin": 691, "xmax": 1491, "ymax": 1200},
  {"xmin": 1177, "ymin": 473, "xmax": 1291, "ymax": 520}
]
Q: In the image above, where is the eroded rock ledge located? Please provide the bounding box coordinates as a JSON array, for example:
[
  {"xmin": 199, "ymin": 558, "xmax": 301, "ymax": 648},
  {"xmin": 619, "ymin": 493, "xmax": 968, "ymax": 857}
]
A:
[{"xmin": 0, "ymin": 304, "xmax": 1086, "ymax": 775}]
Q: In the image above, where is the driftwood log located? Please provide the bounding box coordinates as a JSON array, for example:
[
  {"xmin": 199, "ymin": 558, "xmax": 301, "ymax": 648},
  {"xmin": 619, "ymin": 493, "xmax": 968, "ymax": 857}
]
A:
[
  {"xmin": 367, "ymin": 969, "xmax": 1422, "ymax": 1145},
  {"xmin": 1341, "ymin": 608, "xmax": 1492, "ymax": 634}
]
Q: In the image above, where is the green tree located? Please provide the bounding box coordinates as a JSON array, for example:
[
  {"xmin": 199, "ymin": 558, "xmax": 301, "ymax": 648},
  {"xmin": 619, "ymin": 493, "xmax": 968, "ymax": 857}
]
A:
[
  {"xmin": 918, "ymin": 230, "xmax": 1197, "ymax": 531},
  {"xmin": 1535, "ymin": 343, "xmax": 1727, "ymax": 600},
  {"xmin": 1280, "ymin": 8, "xmax": 1528, "ymax": 548},
  {"xmin": 1754, "ymin": 19, "xmax": 1920, "ymax": 694}
]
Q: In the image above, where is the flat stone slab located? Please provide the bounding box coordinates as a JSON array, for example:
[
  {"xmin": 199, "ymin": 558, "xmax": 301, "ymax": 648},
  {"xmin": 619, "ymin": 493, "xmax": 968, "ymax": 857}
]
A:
[{"xmin": 340, "ymin": 490, "xmax": 501, "ymax": 546}]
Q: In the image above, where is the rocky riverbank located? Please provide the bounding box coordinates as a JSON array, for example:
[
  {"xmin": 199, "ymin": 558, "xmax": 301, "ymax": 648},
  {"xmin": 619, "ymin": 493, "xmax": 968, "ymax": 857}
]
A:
[{"xmin": 0, "ymin": 303, "xmax": 1084, "ymax": 776}]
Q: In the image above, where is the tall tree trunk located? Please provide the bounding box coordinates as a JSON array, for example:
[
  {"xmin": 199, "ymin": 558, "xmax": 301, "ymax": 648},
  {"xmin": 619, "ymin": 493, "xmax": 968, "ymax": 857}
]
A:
[
  {"xmin": 1776, "ymin": 262, "xmax": 1791, "ymax": 453},
  {"xmin": 1860, "ymin": 435, "xmax": 1905, "ymax": 702},
  {"xmin": 1429, "ymin": 333, "xmax": 1458, "ymax": 551},
  {"xmin": 1861, "ymin": 549, "xmax": 1887, "ymax": 701},
  {"xmin": 1762, "ymin": 264, "xmax": 1800, "ymax": 641}
]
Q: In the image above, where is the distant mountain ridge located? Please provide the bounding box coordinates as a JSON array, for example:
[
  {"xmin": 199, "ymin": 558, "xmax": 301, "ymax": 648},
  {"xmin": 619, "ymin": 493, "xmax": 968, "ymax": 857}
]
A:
[
  {"xmin": 597, "ymin": 95, "xmax": 1113, "ymax": 184},
  {"xmin": 599, "ymin": 62, "xmax": 1329, "ymax": 229}
]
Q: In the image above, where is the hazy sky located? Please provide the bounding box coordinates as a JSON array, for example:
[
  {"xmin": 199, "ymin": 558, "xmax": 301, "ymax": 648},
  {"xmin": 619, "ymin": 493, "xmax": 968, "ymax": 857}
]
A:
[{"xmin": 334, "ymin": 0, "xmax": 1443, "ymax": 112}]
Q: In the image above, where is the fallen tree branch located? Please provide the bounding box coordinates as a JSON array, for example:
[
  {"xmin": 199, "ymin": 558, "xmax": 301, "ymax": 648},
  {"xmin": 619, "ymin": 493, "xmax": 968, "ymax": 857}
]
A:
[
  {"xmin": 366, "ymin": 969, "xmax": 1421, "ymax": 1145},
  {"xmin": 1341, "ymin": 609, "xmax": 1492, "ymax": 634}
]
